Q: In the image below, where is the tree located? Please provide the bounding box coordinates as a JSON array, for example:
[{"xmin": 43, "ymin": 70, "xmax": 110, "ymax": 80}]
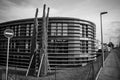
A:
[{"xmin": 108, "ymin": 42, "xmax": 114, "ymax": 48}]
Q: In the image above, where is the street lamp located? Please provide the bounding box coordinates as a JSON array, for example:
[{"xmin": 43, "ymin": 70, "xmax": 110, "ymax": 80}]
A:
[{"xmin": 100, "ymin": 12, "xmax": 108, "ymax": 67}]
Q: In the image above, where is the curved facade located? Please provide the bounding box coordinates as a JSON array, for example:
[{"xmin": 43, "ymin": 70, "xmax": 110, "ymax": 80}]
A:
[{"xmin": 0, "ymin": 17, "xmax": 96, "ymax": 71}]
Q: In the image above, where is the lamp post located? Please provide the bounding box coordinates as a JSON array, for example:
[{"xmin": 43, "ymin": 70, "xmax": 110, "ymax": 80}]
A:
[{"xmin": 100, "ymin": 12, "xmax": 108, "ymax": 67}]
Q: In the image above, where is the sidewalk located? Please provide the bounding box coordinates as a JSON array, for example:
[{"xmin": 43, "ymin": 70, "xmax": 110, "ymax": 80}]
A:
[{"xmin": 97, "ymin": 48, "xmax": 120, "ymax": 80}]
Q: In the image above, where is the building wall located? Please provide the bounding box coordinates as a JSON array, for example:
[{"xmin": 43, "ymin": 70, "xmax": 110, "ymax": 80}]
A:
[{"xmin": 0, "ymin": 17, "xmax": 96, "ymax": 70}]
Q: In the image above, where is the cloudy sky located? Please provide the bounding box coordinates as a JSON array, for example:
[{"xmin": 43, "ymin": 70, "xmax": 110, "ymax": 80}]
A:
[{"xmin": 0, "ymin": 0, "xmax": 120, "ymax": 45}]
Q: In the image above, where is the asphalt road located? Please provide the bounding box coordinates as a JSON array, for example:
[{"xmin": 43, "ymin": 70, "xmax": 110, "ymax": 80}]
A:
[{"xmin": 97, "ymin": 48, "xmax": 120, "ymax": 80}]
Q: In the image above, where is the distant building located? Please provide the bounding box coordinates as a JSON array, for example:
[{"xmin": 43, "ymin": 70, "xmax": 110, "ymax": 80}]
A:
[{"xmin": 0, "ymin": 17, "xmax": 96, "ymax": 71}]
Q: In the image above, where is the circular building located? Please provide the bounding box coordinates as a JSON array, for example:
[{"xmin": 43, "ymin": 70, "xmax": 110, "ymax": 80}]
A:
[{"xmin": 0, "ymin": 17, "xmax": 96, "ymax": 71}]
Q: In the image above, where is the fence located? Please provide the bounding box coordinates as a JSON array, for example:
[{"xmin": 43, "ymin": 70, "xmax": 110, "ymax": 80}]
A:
[{"xmin": 0, "ymin": 52, "xmax": 109, "ymax": 80}]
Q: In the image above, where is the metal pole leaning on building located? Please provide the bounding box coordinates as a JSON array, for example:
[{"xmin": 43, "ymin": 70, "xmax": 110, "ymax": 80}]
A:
[
  {"xmin": 43, "ymin": 4, "xmax": 48, "ymax": 76},
  {"xmin": 26, "ymin": 4, "xmax": 49, "ymax": 77},
  {"xmin": 40, "ymin": 4, "xmax": 48, "ymax": 76},
  {"xmin": 26, "ymin": 54, "xmax": 34, "ymax": 76},
  {"xmin": 34, "ymin": 8, "xmax": 39, "ymax": 76},
  {"xmin": 100, "ymin": 12, "xmax": 108, "ymax": 67},
  {"xmin": 37, "ymin": 4, "xmax": 46, "ymax": 77},
  {"xmin": 26, "ymin": 8, "xmax": 39, "ymax": 77},
  {"xmin": 46, "ymin": 7, "xmax": 51, "ymax": 73},
  {"xmin": 37, "ymin": 53, "xmax": 44, "ymax": 77}
]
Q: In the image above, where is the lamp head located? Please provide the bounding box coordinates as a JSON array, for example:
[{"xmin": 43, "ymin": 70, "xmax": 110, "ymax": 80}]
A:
[{"xmin": 100, "ymin": 12, "xmax": 108, "ymax": 15}]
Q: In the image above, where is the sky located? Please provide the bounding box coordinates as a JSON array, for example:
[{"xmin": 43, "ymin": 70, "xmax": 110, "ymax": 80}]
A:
[{"xmin": 0, "ymin": 0, "xmax": 120, "ymax": 45}]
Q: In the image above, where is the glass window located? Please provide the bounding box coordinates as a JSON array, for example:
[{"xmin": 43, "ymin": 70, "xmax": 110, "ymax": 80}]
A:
[
  {"xmin": 26, "ymin": 24, "xmax": 29, "ymax": 36},
  {"xmin": 14, "ymin": 26, "xmax": 16, "ymax": 36},
  {"xmin": 57, "ymin": 33, "xmax": 61, "ymax": 36},
  {"xmin": 63, "ymin": 23, "xmax": 67, "ymax": 27},
  {"xmin": 18, "ymin": 25, "xmax": 21, "ymax": 36},
  {"xmin": 63, "ymin": 25, "xmax": 68, "ymax": 36},
  {"xmin": 58, "ymin": 30, "xmax": 61, "ymax": 34},
  {"xmin": 58, "ymin": 26, "xmax": 62, "ymax": 30},
  {"xmin": 68, "ymin": 23, "xmax": 74, "ymax": 26},
  {"xmin": 52, "ymin": 30, "xmax": 56, "ymax": 33},
  {"xmin": 30, "ymin": 24, "xmax": 34, "ymax": 36},
  {"xmin": 63, "ymin": 26, "xmax": 67, "ymax": 30},
  {"xmin": 14, "ymin": 42, "xmax": 16, "ymax": 48},
  {"xmin": 51, "ymin": 26, "xmax": 56, "ymax": 36},
  {"xmin": 74, "ymin": 24, "xmax": 80, "ymax": 26},
  {"xmin": 63, "ymin": 32, "xmax": 67, "ymax": 36},
  {"xmin": 26, "ymin": 43, "xmax": 28, "ymax": 49},
  {"xmin": 51, "ymin": 23, "xmax": 56, "ymax": 26},
  {"xmin": 51, "ymin": 32, "xmax": 55, "ymax": 36},
  {"xmin": 58, "ymin": 23, "xmax": 62, "ymax": 27},
  {"xmin": 51, "ymin": 26, "xmax": 56, "ymax": 30}
]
